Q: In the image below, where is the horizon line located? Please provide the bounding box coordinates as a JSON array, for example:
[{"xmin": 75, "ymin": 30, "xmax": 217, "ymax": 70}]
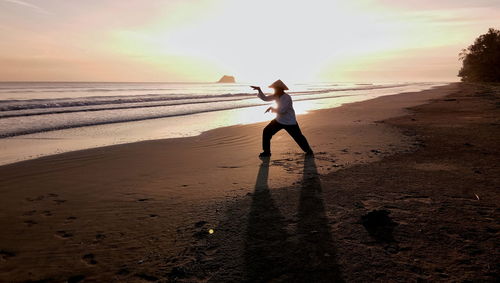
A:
[{"xmin": 0, "ymin": 80, "xmax": 457, "ymax": 84}]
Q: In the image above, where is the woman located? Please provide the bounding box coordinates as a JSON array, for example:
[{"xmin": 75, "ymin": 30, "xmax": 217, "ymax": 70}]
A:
[{"xmin": 251, "ymin": 80, "xmax": 314, "ymax": 157}]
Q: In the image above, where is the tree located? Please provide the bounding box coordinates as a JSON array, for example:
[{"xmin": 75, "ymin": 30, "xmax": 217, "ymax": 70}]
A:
[{"xmin": 458, "ymin": 28, "xmax": 500, "ymax": 82}]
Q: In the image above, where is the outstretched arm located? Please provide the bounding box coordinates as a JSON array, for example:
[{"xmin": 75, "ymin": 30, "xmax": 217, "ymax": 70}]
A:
[{"xmin": 251, "ymin": 86, "xmax": 275, "ymax": 102}]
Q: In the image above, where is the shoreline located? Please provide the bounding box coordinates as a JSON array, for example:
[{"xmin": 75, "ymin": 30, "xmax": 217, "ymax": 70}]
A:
[
  {"xmin": 1, "ymin": 83, "xmax": 480, "ymax": 282},
  {"xmin": 0, "ymin": 83, "xmax": 447, "ymax": 167}
]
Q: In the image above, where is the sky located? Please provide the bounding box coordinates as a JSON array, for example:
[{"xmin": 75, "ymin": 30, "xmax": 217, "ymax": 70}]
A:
[{"xmin": 0, "ymin": 0, "xmax": 499, "ymax": 83}]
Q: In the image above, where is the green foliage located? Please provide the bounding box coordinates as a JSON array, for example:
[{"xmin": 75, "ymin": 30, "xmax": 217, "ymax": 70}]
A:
[{"xmin": 458, "ymin": 28, "xmax": 500, "ymax": 82}]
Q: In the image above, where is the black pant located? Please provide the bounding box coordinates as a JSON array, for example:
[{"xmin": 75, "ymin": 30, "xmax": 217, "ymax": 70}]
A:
[{"xmin": 262, "ymin": 119, "xmax": 312, "ymax": 153}]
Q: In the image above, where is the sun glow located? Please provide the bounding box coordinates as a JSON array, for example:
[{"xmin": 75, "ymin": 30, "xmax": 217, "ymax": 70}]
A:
[
  {"xmin": 1, "ymin": 0, "xmax": 498, "ymax": 82},
  {"xmin": 104, "ymin": 0, "xmax": 470, "ymax": 83}
]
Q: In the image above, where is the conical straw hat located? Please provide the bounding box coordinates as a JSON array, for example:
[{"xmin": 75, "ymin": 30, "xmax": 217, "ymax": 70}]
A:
[{"xmin": 268, "ymin": 79, "xmax": 289, "ymax": 90}]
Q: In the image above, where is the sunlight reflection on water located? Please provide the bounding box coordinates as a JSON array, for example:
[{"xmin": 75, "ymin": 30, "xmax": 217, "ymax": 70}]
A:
[{"xmin": 0, "ymin": 83, "xmax": 446, "ymax": 165}]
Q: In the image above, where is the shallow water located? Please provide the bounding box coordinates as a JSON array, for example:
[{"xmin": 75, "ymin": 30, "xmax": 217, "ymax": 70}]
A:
[{"xmin": 0, "ymin": 82, "xmax": 446, "ymax": 165}]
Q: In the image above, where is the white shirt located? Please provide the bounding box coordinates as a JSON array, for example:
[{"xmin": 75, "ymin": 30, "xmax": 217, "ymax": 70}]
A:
[{"xmin": 257, "ymin": 92, "xmax": 297, "ymax": 125}]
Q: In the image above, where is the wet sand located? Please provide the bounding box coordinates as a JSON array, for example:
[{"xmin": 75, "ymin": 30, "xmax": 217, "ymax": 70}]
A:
[{"xmin": 1, "ymin": 83, "xmax": 498, "ymax": 282}]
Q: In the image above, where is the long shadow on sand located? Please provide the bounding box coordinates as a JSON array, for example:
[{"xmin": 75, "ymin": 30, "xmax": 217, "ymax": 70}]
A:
[
  {"xmin": 244, "ymin": 157, "xmax": 291, "ymax": 281},
  {"xmin": 294, "ymin": 156, "xmax": 343, "ymax": 282},
  {"xmin": 244, "ymin": 156, "xmax": 343, "ymax": 282}
]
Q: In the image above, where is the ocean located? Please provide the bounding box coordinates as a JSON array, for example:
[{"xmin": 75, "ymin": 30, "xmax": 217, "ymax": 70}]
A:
[{"xmin": 0, "ymin": 81, "xmax": 446, "ymax": 165}]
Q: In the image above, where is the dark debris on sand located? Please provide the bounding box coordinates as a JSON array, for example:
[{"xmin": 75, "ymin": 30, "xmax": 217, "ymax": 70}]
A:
[{"xmin": 360, "ymin": 209, "xmax": 398, "ymax": 243}]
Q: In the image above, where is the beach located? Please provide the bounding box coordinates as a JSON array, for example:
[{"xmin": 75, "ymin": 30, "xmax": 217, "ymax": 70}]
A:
[
  {"xmin": 0, "ymin": 83, "xmax": 498, "ymax": 282},
  {"xmin": 0, "ymin": 82, "xmax": 442, "ymax": 165}
]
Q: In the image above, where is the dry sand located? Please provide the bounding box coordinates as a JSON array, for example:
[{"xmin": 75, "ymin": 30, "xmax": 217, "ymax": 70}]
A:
[{"xmin": 0, "ymin": 83, "xmax": 498, "ymax": 282}]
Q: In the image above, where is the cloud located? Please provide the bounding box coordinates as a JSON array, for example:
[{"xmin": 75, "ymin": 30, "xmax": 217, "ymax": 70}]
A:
[
  {"xmin": 374, "ymin": 0, "xmax": 500, "ymax": 10},
  {"xmin": 2, "ymin": 0, "xmax": 50, "ymax": 14}
]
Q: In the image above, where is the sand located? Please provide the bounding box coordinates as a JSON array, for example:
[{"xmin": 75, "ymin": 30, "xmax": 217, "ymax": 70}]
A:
[{"xmin": 0, "ymin": 83, "xmax": 498, "ymax": 282}]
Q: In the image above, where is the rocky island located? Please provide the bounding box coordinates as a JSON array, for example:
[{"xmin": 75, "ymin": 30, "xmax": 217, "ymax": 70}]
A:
[{"xmin": 217, "ymin": 75, "xmax": 235, "ymax": 83}]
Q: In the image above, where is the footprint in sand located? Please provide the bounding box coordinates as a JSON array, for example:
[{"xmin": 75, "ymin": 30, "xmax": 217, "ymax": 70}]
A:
[
  {"xmin": 82, "ymin": 253, "xmax": 97, "ymax": 265},
  {"xmin": 22, "ymin": 210, "xmax": 37, "ymax": 216},
  {"xmin": 195, "ymin": 221, "xmax": 208, "ymax": 228},
  {"xmin": 53, "ymin": 199, "xmax": 67, "ymax": 205},
  {"xmin": 64, "ymin": 216, "xmax": 77, "ymax": 224},
  {"xmin": 55, "ymin": 230, "xmax": 73, "ymax": 239},
  {"xmin": 192, "ymin": 221, "xmax": 214, "ymax": 240},
  {"xmin": 134, "ymin": 273, "xmax": 159, "ymax": 282},
  {"xmin": 95, "ymin": 233, "xmax": 106, "ymax": 240},
  {"xmin": 67, "ymin": 275, "xmax": 85, "ymax": 283},
  {"xmin": 116, "ymin": 268, "xmax": 130, "ymax": 275},
  {"xmin": 0, "ymin": 250, "xmax": 16, "ymax": 261},
  {"xmin": 24, "ymin": 220, "xmax": 37, "ymax": 226},
  {"xmin": 26, "ymin": 195, "xmax": 45, "ymax": 202}
]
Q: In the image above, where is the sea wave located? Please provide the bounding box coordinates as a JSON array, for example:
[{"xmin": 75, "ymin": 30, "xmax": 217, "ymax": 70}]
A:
[
  {"xmin": 0, "ymin": 83, "xmax": 405, "ymax": 111},
  {"xmin": 0, "ymin": 82, "xmax": 440, "ymax": 138}
]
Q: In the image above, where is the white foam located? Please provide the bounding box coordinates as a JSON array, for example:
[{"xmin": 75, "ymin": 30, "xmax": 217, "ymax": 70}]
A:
[{"xmin": 0, "ymin": 82, "xmax": 447, "ymax": 165}]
